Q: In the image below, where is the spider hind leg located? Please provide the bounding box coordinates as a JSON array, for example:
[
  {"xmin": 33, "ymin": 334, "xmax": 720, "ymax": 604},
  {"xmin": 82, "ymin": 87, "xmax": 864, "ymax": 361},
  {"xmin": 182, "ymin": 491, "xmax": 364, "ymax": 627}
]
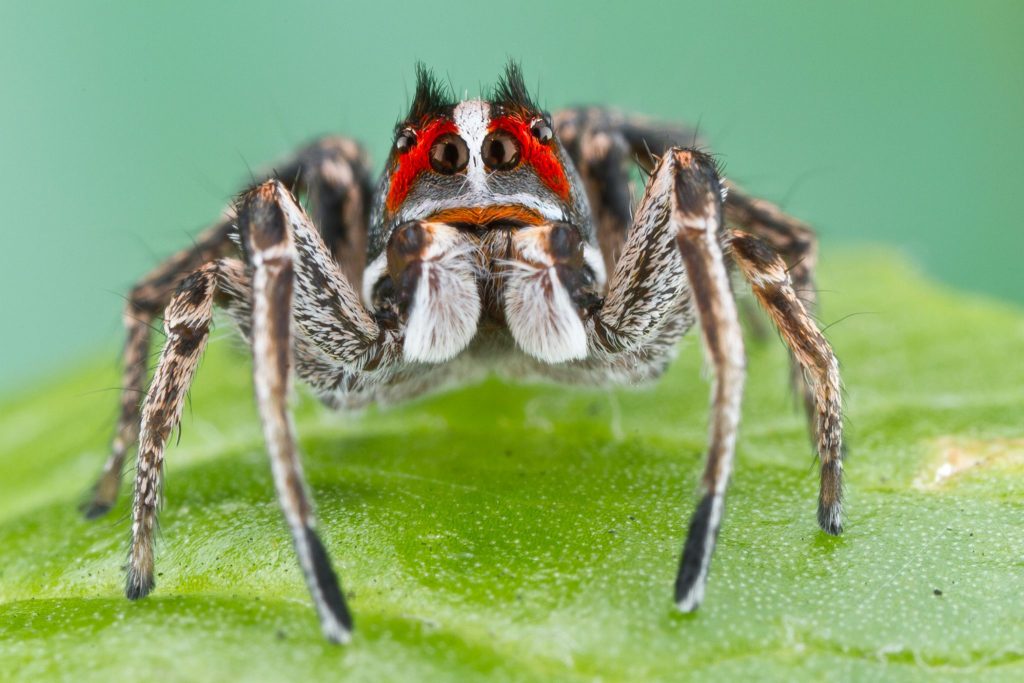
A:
[{"xmin": 729, "ymin": 230, "xmax": 844, "ymax": 534}]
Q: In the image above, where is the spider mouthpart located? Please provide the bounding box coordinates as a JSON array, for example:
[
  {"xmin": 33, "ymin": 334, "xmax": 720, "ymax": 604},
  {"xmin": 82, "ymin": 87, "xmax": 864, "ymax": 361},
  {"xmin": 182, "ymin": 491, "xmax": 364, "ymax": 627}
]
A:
[
  {"xmin": 482, "ymin": 131, "xmax": 521, "ymax": 171},
  {"xmin": 395, "ymin": 129, "xmax": 416, "ymax": 153},
  {"xmin": 530, "ymin": 117, "xmax": 554, "ymax": 143},
  {"xmin": 430, "ymin": 133, "xmax": 469, "ymax": 174}
]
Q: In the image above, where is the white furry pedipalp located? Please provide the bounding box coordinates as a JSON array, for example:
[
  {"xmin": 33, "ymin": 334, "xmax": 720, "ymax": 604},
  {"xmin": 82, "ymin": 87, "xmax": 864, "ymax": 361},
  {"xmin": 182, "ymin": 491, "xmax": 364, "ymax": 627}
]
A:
[
  {"xmin": 502, "ymin": 226, "xmax": 588, "ymax": 363},
  {"xmin": 402, "ymin": 242, "xmax": 482, "ymax": 363}
]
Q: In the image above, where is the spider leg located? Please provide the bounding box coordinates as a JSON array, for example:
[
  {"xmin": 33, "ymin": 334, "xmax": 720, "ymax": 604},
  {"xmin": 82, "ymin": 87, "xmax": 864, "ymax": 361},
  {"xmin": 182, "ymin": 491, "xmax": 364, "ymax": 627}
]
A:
[
  {"xmin": 722, "ymin": 184, "xmax": 820, "ymax": 423},
  {"xmin": 729, "ymin": 230, "xmax": 843, "ymax": 534},
  {"xmin": 554, "ymin": 106, "xmax": 822, "ymax": 432},
  {"xmin": 126, "ymin": 259, "xmax": 230, "ymax": 600},
  {"xmin": 82, "ymin": 220, "xmax": 234, "ymax": 520},
  {"xmin": 124, "ymin": 178, "xmax": 413, "ymax": 644},
  {"xmin": 83, "ymin": 136, "xmax": 373, "ymax": 518},
  {"xmin": 586, "ymin": 148, "xmax": 745, "ymax": 612},
  {"xmin": 553, "ymin": 108, "xmax": 653, "ymax": 278},
  {"xmin": 238, "ymin": 182, "xmax": 352, "ymax": 643},
  {"xmin": 274, "ymin": 137, "xmax": 375, "ymax": 288}
]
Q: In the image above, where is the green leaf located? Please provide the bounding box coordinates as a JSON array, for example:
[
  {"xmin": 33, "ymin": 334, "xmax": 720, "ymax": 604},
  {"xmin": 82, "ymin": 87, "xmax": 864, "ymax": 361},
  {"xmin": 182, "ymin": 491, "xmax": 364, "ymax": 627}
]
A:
[{"xmin": 1, "ymin": 249, "xmax": 1021, "ymax": 682}]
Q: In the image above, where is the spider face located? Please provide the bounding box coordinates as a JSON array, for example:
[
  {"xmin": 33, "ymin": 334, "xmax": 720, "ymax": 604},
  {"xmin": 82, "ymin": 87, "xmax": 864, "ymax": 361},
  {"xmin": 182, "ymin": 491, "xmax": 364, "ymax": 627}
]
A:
[{"xmin": 371, "ymin": 66, "xmax": 592, "ymax": 258}]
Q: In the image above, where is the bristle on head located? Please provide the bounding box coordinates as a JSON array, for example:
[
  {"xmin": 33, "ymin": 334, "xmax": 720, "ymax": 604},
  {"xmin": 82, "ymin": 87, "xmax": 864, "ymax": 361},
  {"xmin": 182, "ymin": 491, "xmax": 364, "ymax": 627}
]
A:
[
  {"xmin": 406, "ymin": 62, "xmax": 455, "ymax": 124},
  {"xmin": 493, "ymin": 61, "xmax": 539, "ymax": 114}
]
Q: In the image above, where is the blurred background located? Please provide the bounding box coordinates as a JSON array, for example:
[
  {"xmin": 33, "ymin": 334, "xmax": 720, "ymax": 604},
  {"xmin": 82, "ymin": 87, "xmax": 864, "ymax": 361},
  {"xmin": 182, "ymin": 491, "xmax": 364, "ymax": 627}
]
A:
[{"xmin": 1, "ymin": 0, "xmax": 1021, "ymax": 392}]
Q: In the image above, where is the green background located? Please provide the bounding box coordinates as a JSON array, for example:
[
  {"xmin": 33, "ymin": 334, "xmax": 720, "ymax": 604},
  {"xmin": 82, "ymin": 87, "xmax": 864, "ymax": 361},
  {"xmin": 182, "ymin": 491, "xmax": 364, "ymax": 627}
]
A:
[{"xmin": 0, "ymin": 0, "xmax": 1021, "ymax": 391}]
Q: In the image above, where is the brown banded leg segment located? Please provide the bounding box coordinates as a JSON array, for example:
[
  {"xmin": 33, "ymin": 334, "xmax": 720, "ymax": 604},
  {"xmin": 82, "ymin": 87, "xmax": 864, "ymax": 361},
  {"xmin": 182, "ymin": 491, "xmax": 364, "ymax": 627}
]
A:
[
  {"xmin": 553, "ymin": 109, "xmax": 637, "ymax": 280},
  {"xmin": 729, "ymin": 230, "xmax": 844, "ymax": 534},
  {"xmin": 554, "ymin": 108, "xmax": 700, "ymax": 284},
  {"xmin": 239, "ymin": 181, "xmax": 352, "ymax": 643},
  {"xmin": 83, "ymin": 219, "xmax": 236, "ymax": 519},
  {"xmin": 274, "ymin": 136, "xmax": 375, "ymax": 289},
  {"xmin": 126, "ymin": 261, "xmax": 224, "ymax": 599},
  {"xmin": 125, "ymin": 181, "xmax": 395, "ymax": 640},
  {"xmin": 723, "ymin": 184, "xmax": 820, "ymax": 424}
]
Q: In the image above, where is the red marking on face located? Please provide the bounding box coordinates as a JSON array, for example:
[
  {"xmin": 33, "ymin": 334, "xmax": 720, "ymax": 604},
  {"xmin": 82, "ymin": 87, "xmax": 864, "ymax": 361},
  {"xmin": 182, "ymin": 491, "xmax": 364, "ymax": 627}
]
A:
[
  {"xmin": 386, "ymin": 118, "xmax": 458, "ymax": 213},
  {"xmin": 489, "ymin": 115, "xmax": 570, "ymax": 200}
]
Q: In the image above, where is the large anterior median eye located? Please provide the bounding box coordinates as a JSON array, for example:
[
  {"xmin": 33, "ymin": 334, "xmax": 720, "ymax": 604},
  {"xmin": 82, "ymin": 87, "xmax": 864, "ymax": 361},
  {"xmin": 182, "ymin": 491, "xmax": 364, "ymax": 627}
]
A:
[
  {"xmin": 482, "ymin": 131, "xmax": 521, "ymax": 171},
  {"xmin": 429, "ymin": 134, "xmax": 469, "ymax": 174}
]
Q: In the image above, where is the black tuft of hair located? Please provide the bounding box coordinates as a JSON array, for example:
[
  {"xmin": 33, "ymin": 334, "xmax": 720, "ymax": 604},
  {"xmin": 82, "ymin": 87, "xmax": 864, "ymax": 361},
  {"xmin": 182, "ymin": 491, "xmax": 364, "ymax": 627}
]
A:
[
  {"xmin": 493, "ymin": 60, "xmax": 538, "ymax": 114},
  {"xmin": 406, "ymin": 62, "xmax": 454, "ymax": 123}
]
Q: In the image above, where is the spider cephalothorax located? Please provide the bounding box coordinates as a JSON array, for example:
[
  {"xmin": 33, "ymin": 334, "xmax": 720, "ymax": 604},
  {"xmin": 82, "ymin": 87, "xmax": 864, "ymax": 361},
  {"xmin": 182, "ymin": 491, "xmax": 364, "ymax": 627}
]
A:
[
  {"xmin": 82, "ymin": 61, "xmax": 844, "ymax": 645},
  {"xmin": 364, "ymin": 64, "xmax": 603, "ymax": 364}
]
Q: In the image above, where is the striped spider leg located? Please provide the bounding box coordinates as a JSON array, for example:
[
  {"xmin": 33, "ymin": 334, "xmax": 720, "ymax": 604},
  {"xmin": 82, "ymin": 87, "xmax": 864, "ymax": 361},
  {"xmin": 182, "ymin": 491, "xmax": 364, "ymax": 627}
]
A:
[
  {"xmin": 557, "ymin": 146, "xmax": 843, "ymax": 608},
  {"xmin": 82, "ymin": 137, "xmax": 375, "ymax": 519},
  {"xmin": 556, "ymin": 108, "xmax": 844, "ymax": 536},
  {"xmin": 116, "ymin": 178, "xmax": 483, "ymax": 643}
]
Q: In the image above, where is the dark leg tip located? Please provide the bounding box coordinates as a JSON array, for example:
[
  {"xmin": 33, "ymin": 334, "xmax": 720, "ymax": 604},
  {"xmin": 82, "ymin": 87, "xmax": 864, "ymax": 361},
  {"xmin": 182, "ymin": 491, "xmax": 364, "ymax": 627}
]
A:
[
  {"xmin": 80, "ymin": 499, "xmax": 113, "ymax": 520},
  {"xmin": 817, "ymin": 501, "xmax": 844, "ymax": 536},
  {"xmin": 674, "ymin": 493, "xmax": 716, "ymax": 612},
  {"xmin": 307, "ymin": 527, "xmax": 354, "ymax": 644},
  {"xmin": 125, "ymin": 569, "xmax": 155, "ymax": 600}
]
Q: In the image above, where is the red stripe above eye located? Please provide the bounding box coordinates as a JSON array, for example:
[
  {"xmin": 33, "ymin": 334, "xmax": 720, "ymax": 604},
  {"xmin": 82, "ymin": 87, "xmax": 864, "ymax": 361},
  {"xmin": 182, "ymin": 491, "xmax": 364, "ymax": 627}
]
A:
[
  {"xmin": 386, "ymin": 118, "xmax": 458, "ymax": 213},
  {"xmin": 489, "ymin": 115, "xmax": 570, "ymax": 200}
]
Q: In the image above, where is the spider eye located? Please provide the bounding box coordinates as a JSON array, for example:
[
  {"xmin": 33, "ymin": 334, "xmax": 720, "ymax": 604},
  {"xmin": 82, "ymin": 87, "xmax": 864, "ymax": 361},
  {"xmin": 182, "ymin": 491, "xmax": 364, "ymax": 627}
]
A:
[
  {"xmin": 482, "ymin": 131, "xmax": 521, "ymax": 171},
  {"xmin": 429, "ymin": 134, "xmax": 469, "ymax": 174},
  {"xmin": 395, "ymin": 129, "xmax": 416, "ymax": 153},
  {"xmin": 530, "ymin": 118, "xmax": 554, "ymax": 143}
]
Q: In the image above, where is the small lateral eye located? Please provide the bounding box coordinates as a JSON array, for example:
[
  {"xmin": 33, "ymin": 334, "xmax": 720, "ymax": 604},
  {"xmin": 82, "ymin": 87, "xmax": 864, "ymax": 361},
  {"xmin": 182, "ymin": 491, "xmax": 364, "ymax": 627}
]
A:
[
  {"xmin": 530, "ymin": 117, "xmax": 554, "ymax": 143},
  {"xmin": 482, "ymin": 131, "xmax": 521, "ymax": 171},
  {"xmin": 395, "ymin": 129, "xmax": 416, "ymax": 153},
  {"xmin": 429, "ymin": 134, "xmax": 469, "ymax": 174}
]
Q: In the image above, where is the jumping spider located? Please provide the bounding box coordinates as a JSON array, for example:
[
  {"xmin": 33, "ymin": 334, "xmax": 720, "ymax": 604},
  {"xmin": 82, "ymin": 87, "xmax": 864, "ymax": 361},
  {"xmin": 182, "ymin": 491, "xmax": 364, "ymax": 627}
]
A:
[{"xmin": 82, "ymin": 63, "xmax": 843, "ymax": 644}]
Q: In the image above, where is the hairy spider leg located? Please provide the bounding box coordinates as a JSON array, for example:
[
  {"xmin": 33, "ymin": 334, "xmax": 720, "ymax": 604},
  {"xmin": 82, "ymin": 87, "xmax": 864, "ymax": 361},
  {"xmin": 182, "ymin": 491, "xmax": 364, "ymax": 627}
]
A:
[
  {"xmin": 729, "ymin": 231, "xmax": 843, "ymax": 533},
  {"xmin": 83, "ymin": 137, "xmax": 374, "ymax": 518}
]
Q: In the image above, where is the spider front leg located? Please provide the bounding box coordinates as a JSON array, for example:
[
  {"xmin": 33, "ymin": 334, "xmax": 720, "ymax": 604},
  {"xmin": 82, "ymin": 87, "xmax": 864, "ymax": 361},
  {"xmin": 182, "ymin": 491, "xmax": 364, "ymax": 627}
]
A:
[
  {"xmin": 125, "ymin": 180, "xmax": 480, "ymax": 643},
  {"xmin": 590, "ymin": 148, "xmax": 745, "ymax": 612},
  {"xmin": 237, "ymin": 183, "xmax": 356, "ymax": 642},
  {"xmin": 124, "ymin": 180, "xmax": 384, "ymax": 642}
]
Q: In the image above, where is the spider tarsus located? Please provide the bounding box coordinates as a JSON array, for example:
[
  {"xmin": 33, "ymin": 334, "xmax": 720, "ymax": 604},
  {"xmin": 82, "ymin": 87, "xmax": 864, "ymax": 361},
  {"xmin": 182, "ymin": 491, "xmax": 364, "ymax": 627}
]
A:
[
  {"xmin": 125, "ymin": 567, "xmax": 155, "ymax": 601},
  {"xmin": 674, "ymin": 493, "xmax": 716, "ymax": 613},
  {"xmin": 81, "ymin": 467, "xmax": 122, "ymax": 519},
  {"xmin": 817, "ymin": 501, "xmax": 844, "ymax": 536},
  {"xmin": 80, "ymin": 499, "xmax": 113, "ymax": 520},
  {"xmin": 306, "ymin": 527, "xmax": 354, "ymax": 642}
]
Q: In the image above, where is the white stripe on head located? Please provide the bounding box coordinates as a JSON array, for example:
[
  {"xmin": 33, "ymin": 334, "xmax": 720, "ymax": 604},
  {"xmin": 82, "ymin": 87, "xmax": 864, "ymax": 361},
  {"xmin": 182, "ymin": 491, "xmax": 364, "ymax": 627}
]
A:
[{"xmin": 453, "ymin": 100, "xmax": 491, "ymax": 191}]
